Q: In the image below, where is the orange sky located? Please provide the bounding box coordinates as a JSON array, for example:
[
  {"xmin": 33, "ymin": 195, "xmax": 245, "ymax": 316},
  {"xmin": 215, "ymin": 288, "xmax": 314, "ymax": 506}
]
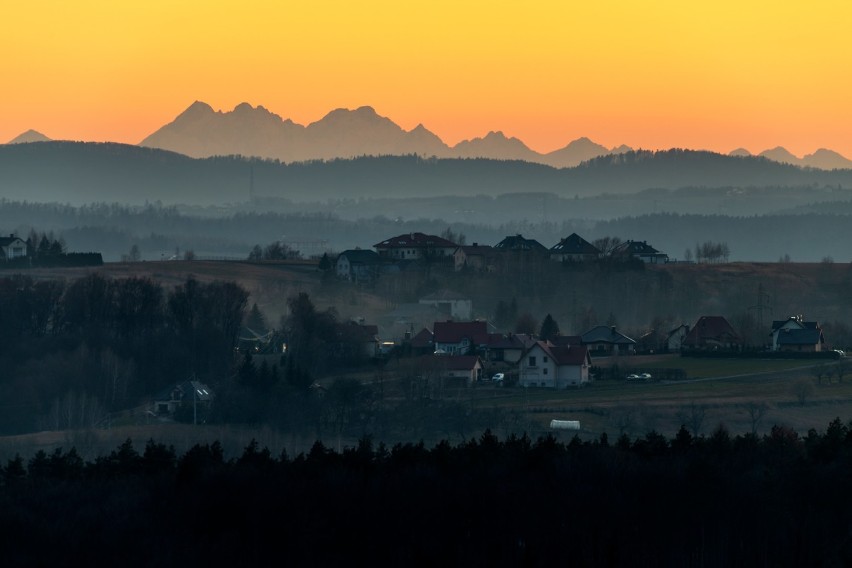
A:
[{"xmin": 2, "ymin": 1, "xmax": 851, "ymax": 156}]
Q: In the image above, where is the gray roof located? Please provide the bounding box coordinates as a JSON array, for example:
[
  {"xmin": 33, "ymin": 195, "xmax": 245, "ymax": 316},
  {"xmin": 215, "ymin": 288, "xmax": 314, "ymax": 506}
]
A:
[
  {"xmin": 494, "ymin": 234, "xmax": 548, "ymax": 253},
  {"xmin": 550, "ymin": 233, "xmax": 600, "ymax": 255},
  {"xmin": 611, "ymin": 240, "xmax": 666, "ymax": 257},
  {"xmin": 777, "ymin": 328, "xmax": 823, "ymax": 345}
]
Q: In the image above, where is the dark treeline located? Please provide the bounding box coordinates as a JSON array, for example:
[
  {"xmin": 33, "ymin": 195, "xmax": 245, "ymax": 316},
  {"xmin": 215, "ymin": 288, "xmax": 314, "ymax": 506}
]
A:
[
  {"xmin": 3, "ymin": 142, "xmax": 852, "ymax": 206},
  {"xmin": 0, "ymin": 274, "xmax": 247, "ymax": 433},
  {"xmin": 5, "ymin": 422, "xmax": 852, "ymax": 565}
]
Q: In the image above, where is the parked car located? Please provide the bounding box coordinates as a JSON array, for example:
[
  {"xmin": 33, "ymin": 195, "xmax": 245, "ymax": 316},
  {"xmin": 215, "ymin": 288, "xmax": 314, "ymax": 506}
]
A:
[
  {"xmin": 639, "ymin": 372, "xmax": 652, "ymax": 380},
  {"xmin": 492, "ymin": 373, "xmax": 505, "ymax": 382},
  {"xmin": 626, "ymin": 374, "xmax": 640, "ymax": 380}
]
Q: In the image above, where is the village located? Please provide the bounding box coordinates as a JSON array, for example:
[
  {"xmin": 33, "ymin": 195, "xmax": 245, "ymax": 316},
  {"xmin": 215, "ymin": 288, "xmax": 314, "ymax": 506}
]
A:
[{"xmin": 254, "ymin": 231, "xmax": 843, "ymax": 392}]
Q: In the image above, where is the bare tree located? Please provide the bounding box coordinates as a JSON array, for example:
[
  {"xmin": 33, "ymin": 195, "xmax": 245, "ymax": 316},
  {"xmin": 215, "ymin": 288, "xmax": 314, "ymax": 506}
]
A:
[
  {"xmin": 744, "ymin": 401, "xmax": 769, "ymax": 434},
  {"xmin": 677, "ymin": 402, "xmax": 707, "ymax": 437},
  {"xmin": 793, "ymin": 379, "xmax": 815, "ymax": 406}
]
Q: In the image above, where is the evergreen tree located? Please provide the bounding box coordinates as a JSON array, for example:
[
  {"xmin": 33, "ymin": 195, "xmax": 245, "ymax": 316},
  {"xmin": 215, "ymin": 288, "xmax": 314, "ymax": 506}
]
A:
[{"xmin": 539, "ymin": 313, "xmax": 560, "ymax": 341}]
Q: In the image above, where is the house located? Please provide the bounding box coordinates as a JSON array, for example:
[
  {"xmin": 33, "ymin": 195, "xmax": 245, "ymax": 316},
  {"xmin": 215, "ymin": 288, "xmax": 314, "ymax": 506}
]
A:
[
  {"xmin": 493, "ymin": 234, "xmax": 549, "ymax": 254},
  {"xmin": 334, "ymin": 321, "xmax": 380, "ymax": 359},
  {"xmin": 408, "ymin": 328, "xmax": 434, "ymax": 356},
  {"xmin": 374, "ymin": 232, "xmax": 457, "ymax": 260},
  {"xmin": 418, "ymin": 354, "xmax": 484, "ymax": 384},
  {"xmin": 153, "ymin": 379, "xmax": 213, "ymax": 416},
  {"xmin": 518, "ymin": 341, "xmax": 592, "ymax": 388},
  {"xmin": 0, "ymin": 234, "xmax": 27, "ymax": 262},
  {"xmin": 550, "ymin": 233, "xmax": 600, "ymax": 262},
  {"xmin": 580, "ymin": 326, "xmax": 636, "ymax": 355},
  {"xmin": 433, "ymin": 320, "xmax": 489, "ymax": 355},
  {"xmin": 336, "ymin": 249, "xmax": 382, "ymax": 282},
  {"xmin": 682, "ymin": 316, "xmax": 741, "ymax": 351},
  {"xmin": 666, "ymin": 324, "xmax": 690, "ymax": 351},
  {"xmin": 484, "ymin": 333, "xmax": 536, "ymax": 363},
  {"xmin": 771, "ymin": 316, "xmax": 824, "ymax": 352},
  {"xmin": 442, "ymin": 355, "xmax": 484, "ymax": 383},
  {"xmin": 453, "ymin": 243, "xmax": 496, "ymax": 272},
  {"xmin": 419, "ymin": 290, "xmax": 472, "ymax": 320},
  {"xmin": 610, "ymin": 240, "xmax": 668, "ymax": 264}
]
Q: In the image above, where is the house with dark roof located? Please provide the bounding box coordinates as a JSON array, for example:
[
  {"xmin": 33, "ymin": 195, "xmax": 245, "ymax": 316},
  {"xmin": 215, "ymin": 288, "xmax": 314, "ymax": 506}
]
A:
[
  {"xmin": 453, "ymin": 243, "xmax": 496, "ymax": 272},
  {"xmin": 666, "ymin": 324, "xmax": 690, "ymax": 351},
  {"xmin": 682, "ymin": 316, "xmax": 741, "ymax": 350},
  {"xmin": 419, "ymin": 290, "xmax": 472, "ymax": 320},
  {"xmin": 580, "ymin": 326, "xmax": 637, "ymax": 355},
  {"xmin": 518, "ymin": 341, "xmax": 592, "ymax": 388},
  {"xmin": 493, "ymin": 234, "xmax": 549, "ymax": 254},
  {"xmin": 770, "ymin": 316, "xmax": 825, "ymax": 352},
  {"xmin": 0, "ymin": 234, "xmax": 27, "ymax": 262},
  {"xmin": 485, "ymin": 333, "xmax": 537, "ymax": 363},
  {"xmin": 419, "ymin": 354, "xmax": 484, "ymax": 383},
  {"xmin": 153, "ymin": 379, "xmax": 213, "ymax": 417},
  {"xmin": 334, "ymin": 321, "xmax": 380, "ymax": 359},
  {"xmin": 374, "ymin": 232, "xmax": 457, "ymax": 260},
  {"xmin": 433, "ymin": 320, "xmax": 489, "ymax": 355},
  {"xmin": 336, "ymin": 249, "xmax": 382, "ymax": 282},
  {"xmin": 408, "ymin": 328, "xmax": 434, "ymax": 356},
  {"xmin": 550, "ymin": 233, "xmax": 600, "ymax": 262},
  {"xmin": 610, "ymin": 240, "xmax": 668, "ymax": 264}
]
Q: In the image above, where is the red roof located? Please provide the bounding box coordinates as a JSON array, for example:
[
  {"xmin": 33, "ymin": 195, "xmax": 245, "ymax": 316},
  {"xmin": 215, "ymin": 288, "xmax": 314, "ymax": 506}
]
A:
[
  {"xmin": 410, "ymin": 328, "xmax": 434, "ymax": 348},
  {"xmin": 527, "ymin": 341, "xmax": 590, "ymax": 366},
  {"xmin": 433, "ymin": 320, "xmax": 489, "ymax": 344},
  {"xmin": 374, "ymin": 232, "xmax": 457, "ymax": 249},
  {"xmin": 683, "ymin": 316, "xmax": 740, "ymax": 346}
]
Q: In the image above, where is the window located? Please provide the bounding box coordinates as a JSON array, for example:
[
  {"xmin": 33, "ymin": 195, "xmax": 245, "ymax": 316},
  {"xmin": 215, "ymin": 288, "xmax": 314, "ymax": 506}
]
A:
[
  {"xmin": 543, "ymin": 356, "xmax": 548, "ymax": 363},
  {"xmin": 528, "ymin": 356, "xmax": 536, "ymax": 367},
  {"xmin": 543, "ymin": 368, "xmax": 548, "ymax": 375}
]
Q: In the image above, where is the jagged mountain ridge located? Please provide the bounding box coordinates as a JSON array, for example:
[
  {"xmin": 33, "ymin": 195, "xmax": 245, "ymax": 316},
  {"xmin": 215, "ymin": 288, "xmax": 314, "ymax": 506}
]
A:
[
  {"xmin": 140, "ymin": 102, "xmax": 631, "ymax": 168},
  {"xmin": 139, "ymin": 101, "xmax": 852, "ymax": 170}
]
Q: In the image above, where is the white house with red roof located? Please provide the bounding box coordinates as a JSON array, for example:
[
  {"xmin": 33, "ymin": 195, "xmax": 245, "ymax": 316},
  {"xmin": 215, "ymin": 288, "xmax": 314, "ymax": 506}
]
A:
[
  {"xmin": 519, "ymin": 341, "xmax": 592, "ymax": 388},
  {"xmin": 374, "ymin": 232, "xmax": 457, "ymax": 260}
]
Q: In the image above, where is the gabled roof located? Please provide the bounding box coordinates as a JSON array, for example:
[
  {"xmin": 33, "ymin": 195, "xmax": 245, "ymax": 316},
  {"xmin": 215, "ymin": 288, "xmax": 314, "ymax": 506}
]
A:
[
  {"xmin": 550, "ymin": 233, "xmax": 600, "ymax": 255},
  {"xmin": 486, "ymin": 333, "xmax": 536, "ymax": 350},
  {"xmin": 549, "ymin": 335, "xmax": 582, "ymax": 347},
  {"xmin": 433, "ymin": 320, "xmax": 489, "ymax": 344},
  {"xmin": 683, "ymin": 316, "xmax": 740, "ymax": 344},
  {"xmin": 440, "ymin": 355, "xmax": 483, "ymax": 371},
  {"xmin": 374, "ymin": 233, "xmax": 457, "ymax": 249},
  {"xmin": 580, "ymin": 326, "xmax": 637, "ymax": 345},
  {"xmin": 337, "ymin": 249, "xmax": 381, "ymax": 264},
  {"xmin": 335, "ymin": 322, "xmax": 379, "ymax": 342},
  {"xmin": 771, "ymin": 317, "xmax": 820, "ymax": 332},
  {"xmin": 493, "ymin": 234, "xmax": 548, "ymax": 253},
  {"xmin": 610, "ymin": 240, "xmax": 666, "ymax": 256},
  {"xmin": 667, "ymin": 324, "xmax": 689, "ymax": 337},
  {"xmin": 777, "ymin": 328, "xmax": 824, "ymax": 345},
  {"xmin": 525, "ymin": 341, "xmax": 591, "ymax": 366},
  {"xmin": 0, "ymin": 235, "xmax": 25, "ymax": 247},
  {"xmin": 454, "ymin": 244, "xmax": 494, "ymax": 256},
  {"xmin": 155, "ymin": 380, "xmax": 213, "ymax": 403},
  {"xmin": 410, "ymin": 328, "xmax": 434, "ymax": 348}
]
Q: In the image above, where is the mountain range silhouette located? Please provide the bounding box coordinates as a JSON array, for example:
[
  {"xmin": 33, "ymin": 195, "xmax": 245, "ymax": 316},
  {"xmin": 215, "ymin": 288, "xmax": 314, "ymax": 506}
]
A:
[{"xmin": 7, "ymin": 102, "xmax": 852, "ymax": 170}]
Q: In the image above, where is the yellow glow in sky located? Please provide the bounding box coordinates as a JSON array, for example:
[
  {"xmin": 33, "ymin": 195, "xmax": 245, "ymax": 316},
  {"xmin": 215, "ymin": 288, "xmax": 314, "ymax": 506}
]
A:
[{"xmin": 2, "ymin": 0, "xmax": 851, "ymax": 156}]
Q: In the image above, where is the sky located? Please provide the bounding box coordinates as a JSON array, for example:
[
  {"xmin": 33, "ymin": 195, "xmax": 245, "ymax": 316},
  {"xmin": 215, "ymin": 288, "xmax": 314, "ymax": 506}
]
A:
[{"xmin": 2, "ymin": 1, "xmax": 851, "ymax": 157}]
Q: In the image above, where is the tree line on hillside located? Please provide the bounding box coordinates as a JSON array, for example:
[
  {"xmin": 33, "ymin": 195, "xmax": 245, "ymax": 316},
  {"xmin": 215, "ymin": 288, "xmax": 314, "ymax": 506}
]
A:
[
  {"xmin": 6, "ymin": 421, "xmax": 852, "ymax": 565},
  {"xmin": 0, "ymin": 274, "xmax": 247, "ymax": 434}
]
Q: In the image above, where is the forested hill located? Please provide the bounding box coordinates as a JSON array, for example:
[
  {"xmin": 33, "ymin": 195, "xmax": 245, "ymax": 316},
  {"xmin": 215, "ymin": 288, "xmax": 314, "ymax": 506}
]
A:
[{"xmin": 2, "ymin": 142, "xmax": 852, "ymax": 205}]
